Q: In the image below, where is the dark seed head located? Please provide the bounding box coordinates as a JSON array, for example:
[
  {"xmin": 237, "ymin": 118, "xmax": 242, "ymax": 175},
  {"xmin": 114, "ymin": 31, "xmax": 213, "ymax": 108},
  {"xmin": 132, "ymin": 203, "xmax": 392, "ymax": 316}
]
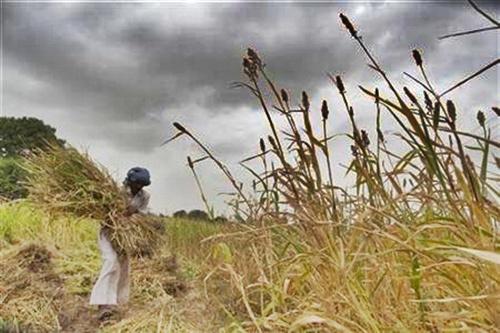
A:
[
  {"xmin": 302, "ymin": 91, "xmax": 310, "ymax": 110},
  {"xmin": 321, "ymin": 100, "xmax": 329, "ymax": 120},
  {"xmin": 424, "ymin": 91, "xmax": 432, "ymax": 112},
  {"xmin": 403, "ymin": 87, "xmax": 418, "ymax": 105},
  {"xmin": 339, "ymin": 13, "xmax": 358, "ymax": 38},
  {"xmin": 242, "ymin": 57, "xmax": 251, "ymax": 69},
  {"xmin": 242, "ymin": 57, "xmax": 258, "ymax": 79},
  {"xmin": 187, "ymin": 156, "xmax": 194, "ymax": 169},
  {"xmin": 377, "ymin": 129, "xmax": 385, "ymax": 143},
  {"xmin": 268, "ymin": 135, "xmax": 277, "ymax": 151},
  {"xmin": 446, "ymin": 100, "xmax": 456, "ymax": 124},
  {"xmin": 247, "ymin": 48, "xmax": 262, "ymax": 67},
  {"xmin": 375, "ymin": 88, "xmax": 380, "ymax": 104},
  {"xmin": 280, "ymin": 89, "xmax": 289, "ymax": 103},
  {"xmin": 350, "ymin": 145, "xmax": 359, "ymax": 157},
  {"xmin": 412, "ymin": 49, "xmax": 423, "ymax": 67},
  {"xmin": 348, "ymin": 106, "xmax": 354, "ymax": 117},
  {"xmin": 433, "ymin": 102, "xmax": 441, "ymax": 129},
  {"xmin": 173, "ymin": 122, "xmax": 186, "ymax": 133},
  {"xmin": 361, "ymin": 129, "xmax": 370, "ymax": 147},
  {"xmin": 477, "ymin": 111, "xmax": 485, "ymax": 127},
  {"xmin": 336, "ymin": 75, "xmax": 345, "ymax": 93},
  {"xmin": 259, "ymin": 138, "xmax": 266, "ymax": 153}
]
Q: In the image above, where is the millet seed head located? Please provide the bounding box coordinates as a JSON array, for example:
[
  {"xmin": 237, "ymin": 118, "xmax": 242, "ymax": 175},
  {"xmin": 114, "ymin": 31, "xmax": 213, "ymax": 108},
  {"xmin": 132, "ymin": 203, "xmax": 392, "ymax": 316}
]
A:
[
  {"xmin": 321, "ymin": 100, "xmax": 329, "ymax": 120},
  {"xmin": 173, "ymin": 122, "xmax": 186, "ymax": 133},
  {"xmin": 351, "ymin": 145, "xmax": 359, "ymax": 157},
  {"xmin": 477, "ymin": 111, "xmax": 485, "ymax": 127},
  {"xmin": 433, "ymin": 102, "xmax": 441, "ymax": 129},
  {"xmin": 242, "ymin": 57, "xmax": 258, "ymax": 79},
  {"xmin": 336, "ymin": 75, "xmax": 345, "ymax": 94},
  {"xmin": 268, "ymin": 135, "xmax": 277, "ymax": 151},
  {"xmin": 446, "ymin": 100, "xmax": 457, "ymax": 124},
  {"xmin": 348, "ymin": 106, "xmax": 354, "ymax": 117},
  {"xmin": 302, "ymin": 91, "xmax": 310, "ymax": 110},
  {"xmin": 339, "ymin": 13, "xmax": 358, "ymax": 38},
  {"xmin": 361, "ymin": 129, "xmax": 370, "ymax": 148},
  {"xmin": 403, "ymin": 87, "xmax": 418, "ymax": 105},
  {"xmin": 412, "ymin": 49, "xmax": 423, "ymax": 67},
  {"xmin": 424, "ymin": 91, "xmax": 432, "ymax": 112},
  {"xmin": 377, "ymin": 128, "xmax": 385, "ymax": 143},
  {"xmin": 247, "ymin": 48, "xmax": 262, "ymax": 67},
  {"xmin": 280, "ymin": 89, "xmax": 289, "ymax": 103}
]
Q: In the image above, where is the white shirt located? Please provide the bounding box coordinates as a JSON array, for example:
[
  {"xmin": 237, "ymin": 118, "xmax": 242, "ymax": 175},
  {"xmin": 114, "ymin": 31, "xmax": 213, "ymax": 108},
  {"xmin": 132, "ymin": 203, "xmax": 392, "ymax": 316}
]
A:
[{"xmin": 125, "ymin": 187, "xmax": 150, "ymax": 214}]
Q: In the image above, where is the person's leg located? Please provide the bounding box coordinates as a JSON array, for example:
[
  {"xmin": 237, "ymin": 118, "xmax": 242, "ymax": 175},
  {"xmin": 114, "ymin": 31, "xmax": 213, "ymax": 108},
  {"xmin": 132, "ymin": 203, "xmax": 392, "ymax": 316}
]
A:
[
  {"xmin": 90, "ymin": 231, "xmax": 120, "ymax": 306},
  {"xmin": 117, "ymin": 255, "xmax": 130, "ymax": 305}
]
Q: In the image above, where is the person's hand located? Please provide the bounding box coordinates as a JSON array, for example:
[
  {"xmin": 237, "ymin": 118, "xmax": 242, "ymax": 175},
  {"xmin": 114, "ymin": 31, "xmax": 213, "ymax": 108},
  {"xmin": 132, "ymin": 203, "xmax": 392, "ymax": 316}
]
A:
[
  {"xmin": 118, "ymin": 253, "xmax": 128, "ymax": 263},
  {"xmin": 123, "ymin": 206, "xmax": 137, "ymax": 217}
]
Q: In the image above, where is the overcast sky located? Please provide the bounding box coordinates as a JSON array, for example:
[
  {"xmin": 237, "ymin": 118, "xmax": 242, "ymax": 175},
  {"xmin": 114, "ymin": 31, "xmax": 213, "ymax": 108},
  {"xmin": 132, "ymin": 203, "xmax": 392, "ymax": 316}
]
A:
[{"xmin": 1, "ymin": 1, "xmax": 498, "ymax": 214}]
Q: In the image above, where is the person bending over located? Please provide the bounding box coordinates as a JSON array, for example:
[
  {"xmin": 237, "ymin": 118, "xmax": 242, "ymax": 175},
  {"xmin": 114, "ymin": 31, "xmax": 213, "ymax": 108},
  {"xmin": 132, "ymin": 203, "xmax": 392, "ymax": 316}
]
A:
[{"xmin": 89, "ymin": 167, "xmax": 151, "ymax": 322}]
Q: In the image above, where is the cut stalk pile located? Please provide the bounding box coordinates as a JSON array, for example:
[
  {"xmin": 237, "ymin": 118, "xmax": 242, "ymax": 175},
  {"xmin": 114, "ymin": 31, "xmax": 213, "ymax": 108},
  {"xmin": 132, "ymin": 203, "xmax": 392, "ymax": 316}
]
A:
[{"xmin": 22, "ymin": 144, "xmax": 164, "ymax": 256}]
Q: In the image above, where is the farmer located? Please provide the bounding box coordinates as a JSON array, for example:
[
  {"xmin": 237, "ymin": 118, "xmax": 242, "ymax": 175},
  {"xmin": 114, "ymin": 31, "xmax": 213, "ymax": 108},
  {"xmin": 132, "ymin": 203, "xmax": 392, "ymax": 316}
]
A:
[{"xmin": 89, "ymin": 167, "xmax": 151, "ymax": 322}]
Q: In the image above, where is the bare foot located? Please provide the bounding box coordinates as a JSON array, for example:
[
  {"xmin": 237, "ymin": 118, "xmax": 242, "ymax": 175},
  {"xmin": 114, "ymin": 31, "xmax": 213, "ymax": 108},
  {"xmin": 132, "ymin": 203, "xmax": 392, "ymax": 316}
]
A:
[{"xmin": 98, "ymin": 305, "xmax": 118, "ymax": 324}]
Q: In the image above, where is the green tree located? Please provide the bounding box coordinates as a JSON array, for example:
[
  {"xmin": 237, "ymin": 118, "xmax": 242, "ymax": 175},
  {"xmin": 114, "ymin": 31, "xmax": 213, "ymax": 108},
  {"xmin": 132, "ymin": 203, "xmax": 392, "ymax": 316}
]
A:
[
  {"xmin": 0, "ymin": 117, "xmax": 65, "ymax": 157},
  {"xmin": 0, "ymin": 117, "xmax": 65, "ymax": 199}
]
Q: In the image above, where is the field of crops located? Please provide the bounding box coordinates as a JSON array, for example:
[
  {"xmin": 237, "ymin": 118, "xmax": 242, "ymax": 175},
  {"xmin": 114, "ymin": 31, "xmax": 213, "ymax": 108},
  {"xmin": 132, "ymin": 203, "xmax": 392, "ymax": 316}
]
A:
[{"xmin": 0, "ymin": 203, "xmax": 233, "ymax": 332}]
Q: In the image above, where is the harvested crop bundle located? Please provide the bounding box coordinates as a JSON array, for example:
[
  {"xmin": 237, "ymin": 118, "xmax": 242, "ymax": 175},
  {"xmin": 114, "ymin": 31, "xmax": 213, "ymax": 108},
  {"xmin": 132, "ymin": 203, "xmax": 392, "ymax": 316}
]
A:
[
  {"xmin": 103, "ymin": 213, "xmax": 165, "ymax": 257},
  {"xmin": 23, "ymin": 144, "xmax": 164, "ymax": 256}
]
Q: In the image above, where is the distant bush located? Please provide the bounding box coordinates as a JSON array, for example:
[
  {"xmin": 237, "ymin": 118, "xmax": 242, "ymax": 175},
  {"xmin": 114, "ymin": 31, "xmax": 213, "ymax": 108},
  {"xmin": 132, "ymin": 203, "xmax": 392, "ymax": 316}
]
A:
[
  {"xmin": 173, "ymin": 210, "xmax": 187, "ymax": 218},
  {"xmin": 173, "ymin": 209, "xmax": 229, "ymax": 223},
  {"xmin": 187, "ymin": 209, "xmax": 209, "ymax": 221}
]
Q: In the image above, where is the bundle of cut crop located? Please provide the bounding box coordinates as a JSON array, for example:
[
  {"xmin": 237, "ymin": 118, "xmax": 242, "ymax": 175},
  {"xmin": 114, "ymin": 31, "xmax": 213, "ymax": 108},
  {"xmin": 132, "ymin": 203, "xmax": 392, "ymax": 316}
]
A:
[{"xmin": 23, "ymin": 143, "xmax": 164, "ymax": 257}]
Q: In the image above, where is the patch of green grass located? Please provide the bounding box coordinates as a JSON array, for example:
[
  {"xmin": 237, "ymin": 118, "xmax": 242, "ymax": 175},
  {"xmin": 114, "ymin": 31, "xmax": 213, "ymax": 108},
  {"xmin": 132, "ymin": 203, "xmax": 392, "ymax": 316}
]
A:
[
  {"xmin": 165, "ymin": 218, "xmax": 233, "ymax": 260},
  {"xmin": 0, "ymin": 202, "xmax": 44, "ymax": 245}
]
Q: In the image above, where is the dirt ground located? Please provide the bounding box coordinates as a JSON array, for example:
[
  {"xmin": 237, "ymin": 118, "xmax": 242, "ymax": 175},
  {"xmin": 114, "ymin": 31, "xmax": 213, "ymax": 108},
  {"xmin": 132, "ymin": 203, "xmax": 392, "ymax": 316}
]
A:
[{"xmin": 0, "ymin": 244, "xmax": 215, "ymax": 333}]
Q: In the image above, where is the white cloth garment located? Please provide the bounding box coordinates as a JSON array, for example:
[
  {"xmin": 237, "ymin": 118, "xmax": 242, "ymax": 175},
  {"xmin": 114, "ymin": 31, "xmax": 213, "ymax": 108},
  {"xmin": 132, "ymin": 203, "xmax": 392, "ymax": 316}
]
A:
[
  {"xmin": 89, "ymin": 188, "xmax": 150, "ymax": 305},
  {"xmin": 89, "ymin": 231, "xmax": 130, "ymax": 305}
]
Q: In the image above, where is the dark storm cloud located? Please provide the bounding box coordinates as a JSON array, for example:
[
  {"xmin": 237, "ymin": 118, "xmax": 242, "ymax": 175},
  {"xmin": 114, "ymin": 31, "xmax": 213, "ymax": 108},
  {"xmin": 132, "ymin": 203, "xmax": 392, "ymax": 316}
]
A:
[
  {"xmin": 4, "ymin": 3, "xmax": 484, "ymax": 121},
  {"xmin": 4, "ymin": 3, "xmax": 492, "ymax": 114},
  {"xmin": 2, "ymin": 1, "xmax": 498, "ymax": 211}
]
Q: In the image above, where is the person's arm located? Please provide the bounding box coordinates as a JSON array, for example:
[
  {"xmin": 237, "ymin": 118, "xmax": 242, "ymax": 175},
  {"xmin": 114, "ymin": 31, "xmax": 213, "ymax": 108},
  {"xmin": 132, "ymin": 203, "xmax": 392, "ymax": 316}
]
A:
[{"xmin": 124, "ymin": 191, "xmax": 150, "ymax": 216}]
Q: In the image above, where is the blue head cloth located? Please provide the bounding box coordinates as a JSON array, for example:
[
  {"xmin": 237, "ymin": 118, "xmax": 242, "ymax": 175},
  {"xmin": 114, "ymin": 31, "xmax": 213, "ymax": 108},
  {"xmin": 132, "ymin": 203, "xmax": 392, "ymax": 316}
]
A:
[{"xmin": 126, "ymin": 167, "xmax": 151, "ymax": 187}]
